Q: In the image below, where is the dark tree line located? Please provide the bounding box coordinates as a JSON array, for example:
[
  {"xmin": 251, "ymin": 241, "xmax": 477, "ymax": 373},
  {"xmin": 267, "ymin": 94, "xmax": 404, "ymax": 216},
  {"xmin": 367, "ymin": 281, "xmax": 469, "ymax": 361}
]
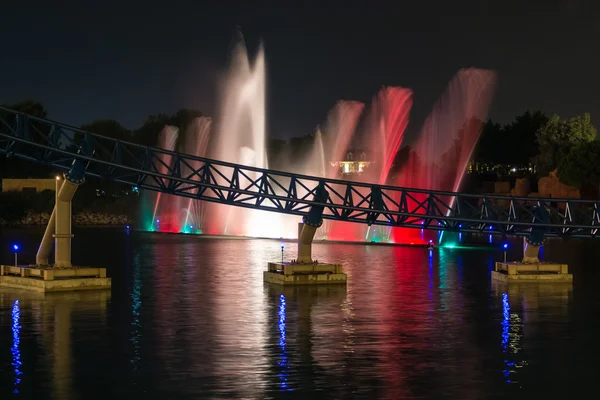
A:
[
  {"xmin": 1, "ymin": 100, "xmax": 599, "ymax": 198},
  {"xmin": 473, "ymin": 110, "xmax": 549, "ymax": 169}
]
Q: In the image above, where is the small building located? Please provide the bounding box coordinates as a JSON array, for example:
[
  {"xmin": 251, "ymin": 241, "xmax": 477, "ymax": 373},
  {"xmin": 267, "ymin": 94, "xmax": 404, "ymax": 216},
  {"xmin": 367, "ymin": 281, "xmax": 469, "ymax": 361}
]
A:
[
  {"xmin": 1, "ymin": 178, "xmax": 57, "ymax": 195},
  {"xmin": 330, "ymin": 149, "xmax": 372, "ymax": 176}
]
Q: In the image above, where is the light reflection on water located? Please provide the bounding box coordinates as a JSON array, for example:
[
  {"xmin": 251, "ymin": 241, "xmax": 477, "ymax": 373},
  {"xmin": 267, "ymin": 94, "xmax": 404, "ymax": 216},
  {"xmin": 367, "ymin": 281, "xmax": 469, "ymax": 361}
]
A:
[
  {"xmin": 11, "ymin": 300, "xmax": 22, "ymax": 394},
  {"xmin": 0, "ymin": 229, "xmax": 595, "ymax": 398}
]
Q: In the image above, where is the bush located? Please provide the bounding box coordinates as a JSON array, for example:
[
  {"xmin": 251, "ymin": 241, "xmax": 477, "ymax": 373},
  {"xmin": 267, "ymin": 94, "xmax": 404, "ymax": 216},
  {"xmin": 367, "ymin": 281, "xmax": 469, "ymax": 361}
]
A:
[
  {"xmin": 0, "ymin": 191, "xmax": 31, "ymax": 223},
  {"xmin": 0, "ymin": 188, "xmax": 140, "ymax": 223}
]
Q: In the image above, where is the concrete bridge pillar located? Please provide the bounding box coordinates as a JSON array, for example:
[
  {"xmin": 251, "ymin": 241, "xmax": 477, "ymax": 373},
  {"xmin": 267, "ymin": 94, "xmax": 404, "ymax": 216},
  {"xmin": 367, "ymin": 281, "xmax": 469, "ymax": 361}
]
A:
[
  {"xmin": 53, "ymin": 174, "xmax": 83, "ymax": 268},
  {"xmin": 522, "ymin": 237, "xmax": 541, "ymax": 264},
  {"xmin": 36, "ymin": 160, "xmax": 86, "ymax": 267},
  {"xmin": 296, "ymin": 183, "xmax": 328, "ymax": 264},
  {"xmin": 297, "ymin": 222, "xmax": 318, "ymax": 264}
]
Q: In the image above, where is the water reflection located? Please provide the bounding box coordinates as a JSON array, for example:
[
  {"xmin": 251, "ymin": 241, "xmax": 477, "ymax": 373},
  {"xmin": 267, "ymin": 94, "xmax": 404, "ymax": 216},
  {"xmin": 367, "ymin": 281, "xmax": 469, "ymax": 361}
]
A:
[
  {"xmin": 265, "ymin": 285, "xmax": 348, "ymax": 396},
  {"xmin": 130, "ymin": 252, "xmax": 142, "ymax": 370},
  {"xmin": 493, "ymin": 282, "xmax": 572, "ymax": 385},
  {"xmin": 277, "ymin": 294, "xmax": 289, "ymax": 390},
  {"xmin": 501, "ymin": 292, "xmax": 524, "ymax": 383},
  {"xmin": 1, "ymin": 289, "xmax": 110, "ymax": 399},
  {"xmin": 0, "ymin": 230, "xmax": 593, "ymax": 398},
  {"xmin": 11, "ymin": 300, "xmax": 22, "ymax": 394}
]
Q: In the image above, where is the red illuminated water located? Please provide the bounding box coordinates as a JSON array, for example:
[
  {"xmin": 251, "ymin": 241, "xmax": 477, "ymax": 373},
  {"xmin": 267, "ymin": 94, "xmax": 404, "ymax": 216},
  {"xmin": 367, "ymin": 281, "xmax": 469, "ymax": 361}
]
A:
[
  {"xmin": 147, "ymin": 119, "xmax": 211, "ymax": 233},
  {"xmin": 392, "ymin": 68, "xmax": 497, "ymax": 245},
  {"xmin": 145, "ymin": 34, "xmax": 496, "ymax": 245},
  {"xmin": 320, "ymin": 100, "xmax": 366, "ymax": 241},
  {"xmin": 328, "ymin": 87, "xmax": 413, "ymax": 243},
  {"xmin": 149, "ymin": 126, "xmax": 179, "ymax": 232}
]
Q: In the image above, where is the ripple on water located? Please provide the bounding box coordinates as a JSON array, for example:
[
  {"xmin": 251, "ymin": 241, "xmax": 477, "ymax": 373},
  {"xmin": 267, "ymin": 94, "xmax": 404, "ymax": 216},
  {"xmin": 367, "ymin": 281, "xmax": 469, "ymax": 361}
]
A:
[{"xmin": 0, "ymin": 229, "xmax": 596, "ymax": 399}]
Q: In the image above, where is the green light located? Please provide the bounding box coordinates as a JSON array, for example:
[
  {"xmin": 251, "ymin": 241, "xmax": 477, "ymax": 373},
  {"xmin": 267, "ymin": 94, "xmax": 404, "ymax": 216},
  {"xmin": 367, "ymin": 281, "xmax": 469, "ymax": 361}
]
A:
[{"xmin": 443, "ymin": 242, "xmax": 457, "ymax": 249}]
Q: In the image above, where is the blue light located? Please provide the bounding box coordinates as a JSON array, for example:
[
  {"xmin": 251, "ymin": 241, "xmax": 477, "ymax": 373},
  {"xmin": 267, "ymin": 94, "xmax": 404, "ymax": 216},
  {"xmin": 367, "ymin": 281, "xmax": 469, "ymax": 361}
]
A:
[
  {"xmin": 278, "ymin": 294, "xmax": 290, "ymax": 391},
  {"xmin": 11, "ymin": 300, "xmax": 22, "ymax": 393},
  {"xmin": 458, "ymin": 224, "xmax": 462, "ymax": 228},
  {"xmin": 126, "ymin": 225, "xmax": 130, "ymax": 229},
  {"xmin": 156, "ymin": 219, "xmax": 160, "ymax": 223},
  {"xmin": 189, "ymin": 225, "xmax": 193, "ymax": 229},
  {"xmin": 12, "ymin": 244, "xmax": 19, "ymax": 252},
  {"xmin": 503, "ymin": 243, "xmax": 509, "ymax": 249}
]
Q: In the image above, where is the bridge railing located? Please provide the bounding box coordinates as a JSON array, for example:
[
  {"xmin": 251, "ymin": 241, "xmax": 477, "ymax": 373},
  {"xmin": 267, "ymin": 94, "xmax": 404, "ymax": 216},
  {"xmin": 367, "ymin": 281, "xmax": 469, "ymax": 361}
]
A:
[{"xmin": 1, "ymin": 106, "xmax": 599, "ymax": 238}]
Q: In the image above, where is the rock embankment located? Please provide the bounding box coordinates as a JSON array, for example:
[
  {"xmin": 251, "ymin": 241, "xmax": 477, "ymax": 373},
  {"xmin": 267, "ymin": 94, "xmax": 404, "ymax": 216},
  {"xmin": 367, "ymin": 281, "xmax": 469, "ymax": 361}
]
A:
[{"xmin": 0, "ymin": 212, "xmax": 132, "ymax": 226}]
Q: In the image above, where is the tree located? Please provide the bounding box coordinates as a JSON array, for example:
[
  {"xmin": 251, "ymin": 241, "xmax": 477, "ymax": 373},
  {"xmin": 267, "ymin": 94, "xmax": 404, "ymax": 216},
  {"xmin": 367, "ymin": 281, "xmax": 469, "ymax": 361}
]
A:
[
  {"xmin": 473, "ymin": 111, "xmax": 548, "ymax": 168},
  {"xmin": 557, "ymin": 140, "xmax": 600, "ymax": 193},
  {"xmin": 0, "ymin": 191, "xmax": 30, "ymax": 223},
  {"xmin": 506, "ymin": 110, "xmax": 548, "ymax": 166},
  {"xmin": 132, "ymin": 109, "xmax": 203, "ymax": 147},
  {"xmin": 473, "ymin": 119, "xmax": 503, "ymax": 164},
  {"xmin": 79, "ymin": 119, "xmax": 132, "ymax": 142},
  {"xmin": 0, "ymin": 100, "xmax": 56, "ymax": 178},
  {"xmin": 535, "ymin": 113, "xmax": 597, "ymax": 176}
]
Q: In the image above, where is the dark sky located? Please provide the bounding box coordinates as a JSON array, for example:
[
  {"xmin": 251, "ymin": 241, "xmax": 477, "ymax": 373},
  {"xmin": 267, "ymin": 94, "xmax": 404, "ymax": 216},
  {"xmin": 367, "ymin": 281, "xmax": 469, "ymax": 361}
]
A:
[{"xmin": 1, "ymin": 0, "xmax": 599, "ymax": 139}]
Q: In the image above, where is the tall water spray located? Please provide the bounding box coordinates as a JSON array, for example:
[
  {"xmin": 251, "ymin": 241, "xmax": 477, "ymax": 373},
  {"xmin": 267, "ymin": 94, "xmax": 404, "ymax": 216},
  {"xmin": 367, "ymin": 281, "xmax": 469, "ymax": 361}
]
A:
[
  {"xmin": 148, "ymin": 126, "xmax": 179, "ymax": 232},
  {"xmin": 203, "ymin": 34, "xmax": 290, "ymax": 238},
  {"xmin": 363, "ymin": 87, "xmax": 413, "ymax": 243},
  {"xmin": 180, "ymin": 117, "xmax": 212, "ymax": 233},
  {"xmin": 393, "ymin": 68, "xmax": 497, "ymax": 244},
  {"xmin": 319, "ymin": 101, "xmax": 365, "ymax": 241},
  {"xmin": 326, "ymin": 89, "xmax": 413, "ymax": 243},
  {"xmin": 143, "ymin": 35, "xmax": 496, "ymax": 246},
  {"xmin": 146, "ymin": 119, "xmax": 212, "ymax": 233}
]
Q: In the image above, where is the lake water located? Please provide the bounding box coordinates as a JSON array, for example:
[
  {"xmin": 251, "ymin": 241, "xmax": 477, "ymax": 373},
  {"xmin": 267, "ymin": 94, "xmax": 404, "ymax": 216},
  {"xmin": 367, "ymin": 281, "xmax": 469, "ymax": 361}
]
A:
[{"xmin": 0, "ymin": 228, "xmax": 598, "ymax": 399}]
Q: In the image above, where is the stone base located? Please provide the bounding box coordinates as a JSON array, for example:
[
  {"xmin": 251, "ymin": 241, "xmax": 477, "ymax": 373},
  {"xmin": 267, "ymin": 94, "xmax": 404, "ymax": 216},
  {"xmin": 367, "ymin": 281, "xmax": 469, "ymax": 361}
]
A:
[
  {"xmin": 0, "ymin": 265, "xmax": 111, "ymax": 292},
  {"xmin": 492, "ymin": 261, "xmax": 573, "ymax": 283},
  {"xmin": 264, "ymin": 262, "xmax": 347, "ymax": 285}
]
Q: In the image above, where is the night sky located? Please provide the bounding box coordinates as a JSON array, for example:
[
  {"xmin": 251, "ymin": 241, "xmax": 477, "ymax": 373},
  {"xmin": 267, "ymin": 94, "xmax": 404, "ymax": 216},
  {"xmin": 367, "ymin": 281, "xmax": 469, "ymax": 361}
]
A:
[{"xmin": 2, "ymin": 0, "xmax": 599, "ymax": 139}]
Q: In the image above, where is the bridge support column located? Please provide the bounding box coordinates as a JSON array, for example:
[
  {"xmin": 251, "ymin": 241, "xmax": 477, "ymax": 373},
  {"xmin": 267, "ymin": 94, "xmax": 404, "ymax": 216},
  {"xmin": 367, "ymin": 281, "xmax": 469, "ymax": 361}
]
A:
[
  {"xmin": 264, "ymin": 183, "xmax": 347, "ymax": 285},
  {"xmin": 36, "ymin": 160, "xmax": 85, "ymax": 267},
  {"xmin": 36, "ymin": 208, "xmax": 56, "ymax": 265},
  {"xmin": 297, "ymin": 222, "xmax": 317, "ymax": 264},
  {"xmin": 53, "ymin": 174, "xmax": 83, "ymax": 268},
  {"xmin": 522, "ymin": 237, "xmax": 541, "ymax": 264},
  {"xmin": 2, "ymin": 159, "xmax": 111, "ymax": 292}
]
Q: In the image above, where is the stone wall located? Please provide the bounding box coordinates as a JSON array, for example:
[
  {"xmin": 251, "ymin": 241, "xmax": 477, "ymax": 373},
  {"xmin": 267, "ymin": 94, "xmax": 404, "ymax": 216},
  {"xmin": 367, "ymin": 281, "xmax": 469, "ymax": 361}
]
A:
[
  {"xmin": 537, "ymin": 170, "xmax": 580, "ymax": 199},
  {"xmin": 0, "ymin": 211, "xmax": 132, "ymax": 226}
]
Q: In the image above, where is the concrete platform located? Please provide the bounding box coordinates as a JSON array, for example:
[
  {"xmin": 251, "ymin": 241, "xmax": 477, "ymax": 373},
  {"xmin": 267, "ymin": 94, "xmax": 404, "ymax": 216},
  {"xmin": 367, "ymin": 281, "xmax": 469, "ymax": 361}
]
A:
[
  {"xmin": 0, "ymin": 265, "xmax": 111, "ymax": 293},
  {"xmin": 264, "ymin": 262, "xmax": 347, "ymax": 285},
  {"xmin": 492, "ymin": 261, "xmax": 573, "ymax": 283}
]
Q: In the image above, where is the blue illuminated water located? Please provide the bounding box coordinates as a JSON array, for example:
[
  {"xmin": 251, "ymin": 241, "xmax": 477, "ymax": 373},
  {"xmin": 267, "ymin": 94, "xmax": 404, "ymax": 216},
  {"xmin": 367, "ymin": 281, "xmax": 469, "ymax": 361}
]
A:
[{"xmin": 0, "ymin": 228, "xmax": 598, "ymax": 399}]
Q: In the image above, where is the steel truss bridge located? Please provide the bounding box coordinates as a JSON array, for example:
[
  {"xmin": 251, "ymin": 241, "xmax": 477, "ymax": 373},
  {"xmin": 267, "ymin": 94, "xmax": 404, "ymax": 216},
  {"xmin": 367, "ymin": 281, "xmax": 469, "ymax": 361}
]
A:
[{"xmin": 1, "ymin": 106, "xmax": 599, "ymax": 239}]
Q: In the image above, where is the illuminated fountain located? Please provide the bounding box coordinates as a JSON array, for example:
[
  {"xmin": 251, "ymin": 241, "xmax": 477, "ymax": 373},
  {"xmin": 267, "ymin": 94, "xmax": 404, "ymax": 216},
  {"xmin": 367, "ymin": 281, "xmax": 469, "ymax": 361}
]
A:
[
  {"xmin": 179, "ymin": 117, "xmax": 212, "ymax": 233},
  {"xmin": 145, "ymin": 33, "xmax": 496, "ymax": 245},
  {"xmin": 393, "ymin": 68, "xmax": 497, "ymax": 245},
  {"xmin": 310, "ymin": 101, "xmax": 365, "ymax": 241},
  {"xmin": 147, "ymin": 126, "xmax": 179, "ymax": 232},
  {"xmin": 148, "ymin": 33, "xmax": 291, "ymax": 238}
]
